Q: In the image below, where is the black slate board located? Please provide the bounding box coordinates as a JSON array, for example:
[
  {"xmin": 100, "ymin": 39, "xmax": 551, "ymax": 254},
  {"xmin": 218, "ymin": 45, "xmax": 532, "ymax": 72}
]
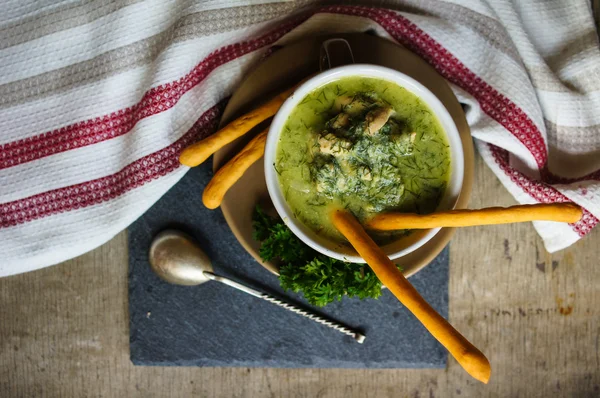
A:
[{"xmin": 128, "ymin": 161, "xmax": 449, "ymax": 368}]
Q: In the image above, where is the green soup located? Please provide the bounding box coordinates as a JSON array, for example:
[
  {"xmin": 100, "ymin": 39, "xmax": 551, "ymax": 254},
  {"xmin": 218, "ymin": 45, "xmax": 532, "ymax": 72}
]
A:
[{"xmin": 275, "ymin": 76, "xmax": 450, "ymax": 244}]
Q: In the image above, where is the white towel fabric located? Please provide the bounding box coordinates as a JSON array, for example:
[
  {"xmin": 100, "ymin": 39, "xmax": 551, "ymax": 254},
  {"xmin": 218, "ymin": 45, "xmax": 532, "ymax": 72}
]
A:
[{"xmin": 1, "ymin": 0, "xmax": 599, "ymax": 276}]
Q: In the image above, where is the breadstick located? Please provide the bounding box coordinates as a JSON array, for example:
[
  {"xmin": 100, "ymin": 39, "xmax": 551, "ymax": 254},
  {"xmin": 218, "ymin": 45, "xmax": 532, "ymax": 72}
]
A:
[
  {"xmin": 180, "ymin": 85, "xmax": 296, "ymax": 167},
  {"xmin": 367, "ymin": 203, "xmax": 583, "ymax": 231},
  {"xmin": 202, "ymin": 128, "xmax": 268, "ymax": 209},
  {"xmin": 331, "ymin": 210, "xmax": 491, "ymax": 384}
]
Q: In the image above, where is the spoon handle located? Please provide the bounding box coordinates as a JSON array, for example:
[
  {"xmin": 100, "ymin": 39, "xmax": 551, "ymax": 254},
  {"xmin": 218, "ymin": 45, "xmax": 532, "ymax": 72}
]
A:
[{"xmin": 203, "ymin": 271, "xmax": 365, "ymax": 343}]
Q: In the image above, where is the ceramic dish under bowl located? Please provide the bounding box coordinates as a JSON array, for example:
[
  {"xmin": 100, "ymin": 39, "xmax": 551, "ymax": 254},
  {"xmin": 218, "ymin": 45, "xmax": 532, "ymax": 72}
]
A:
[
  {"xmin": 213, "ymin": 33, "xmax": 474, "ymax": 277},
  {"xmin": 264, "ymin": 64, "xmax": 464, "ymax": 263}
]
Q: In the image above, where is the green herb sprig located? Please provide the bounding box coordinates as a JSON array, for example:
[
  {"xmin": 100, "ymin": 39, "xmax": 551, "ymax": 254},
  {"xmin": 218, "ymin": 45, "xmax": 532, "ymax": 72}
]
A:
[{"xmin": 253, "ymin": 206, "xmax": 398, "ymax": 307}]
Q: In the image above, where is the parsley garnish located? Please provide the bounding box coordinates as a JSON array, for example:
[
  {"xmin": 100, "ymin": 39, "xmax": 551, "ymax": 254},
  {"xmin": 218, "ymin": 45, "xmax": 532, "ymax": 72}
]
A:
[{"xmin": 253, "ymin": 206, "xmax": 400, "ymax": 307}]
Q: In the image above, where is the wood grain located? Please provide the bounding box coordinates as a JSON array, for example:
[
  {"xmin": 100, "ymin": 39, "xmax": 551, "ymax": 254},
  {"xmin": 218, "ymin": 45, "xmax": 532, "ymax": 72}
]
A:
[{"xmin": 1, "ymin": 155, "xmax": 600, "ymax": 397}]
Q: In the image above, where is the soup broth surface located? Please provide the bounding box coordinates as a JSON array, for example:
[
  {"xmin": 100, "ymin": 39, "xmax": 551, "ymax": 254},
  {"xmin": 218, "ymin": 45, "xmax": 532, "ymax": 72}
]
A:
[{"xmin": 276, "ymin": 76, "xmax": 451, "ymax": 244}]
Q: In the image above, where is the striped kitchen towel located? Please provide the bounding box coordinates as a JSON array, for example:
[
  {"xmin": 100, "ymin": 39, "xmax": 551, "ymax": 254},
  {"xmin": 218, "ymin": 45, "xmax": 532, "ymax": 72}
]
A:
[{"xmin": 1, "ymin": 0, "xmax": 599, "ymax": 276}]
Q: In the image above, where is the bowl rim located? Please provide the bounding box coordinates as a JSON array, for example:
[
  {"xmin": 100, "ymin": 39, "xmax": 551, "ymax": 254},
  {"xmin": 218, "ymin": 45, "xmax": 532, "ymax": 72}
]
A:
[{"xmin": 264, "ymin": 64, "xmax": 464, "ymax": 263}]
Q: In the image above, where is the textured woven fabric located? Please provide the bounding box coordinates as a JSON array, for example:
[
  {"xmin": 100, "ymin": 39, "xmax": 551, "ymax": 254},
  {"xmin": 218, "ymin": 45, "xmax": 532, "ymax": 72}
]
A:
[{"xmin": 1, "ymin": 0, "xmax": 599, "ymax": 276}]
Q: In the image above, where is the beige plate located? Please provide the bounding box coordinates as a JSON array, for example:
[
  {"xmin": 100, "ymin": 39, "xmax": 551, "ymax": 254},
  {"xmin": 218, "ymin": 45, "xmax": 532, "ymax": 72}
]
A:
[{"xmin": 214, "ymin": 33, "xmax": 474, "ymax": 278}]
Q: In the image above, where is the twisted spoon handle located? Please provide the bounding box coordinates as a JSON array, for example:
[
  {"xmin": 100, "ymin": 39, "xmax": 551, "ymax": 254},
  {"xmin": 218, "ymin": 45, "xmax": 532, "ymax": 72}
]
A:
[
  {"xmin": 258, "ymin": 293, "xmax": 365, "ymax": 343},
  {"xmin": 203, "ymin": 271, "xmax": 365, "ymax": 343}
]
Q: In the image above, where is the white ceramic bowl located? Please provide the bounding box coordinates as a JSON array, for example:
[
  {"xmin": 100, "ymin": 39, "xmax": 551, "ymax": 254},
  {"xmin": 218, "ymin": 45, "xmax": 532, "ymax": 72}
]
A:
[{"xmin": 264, "ymin": 64, "xmax": 464, "ymax": 263}]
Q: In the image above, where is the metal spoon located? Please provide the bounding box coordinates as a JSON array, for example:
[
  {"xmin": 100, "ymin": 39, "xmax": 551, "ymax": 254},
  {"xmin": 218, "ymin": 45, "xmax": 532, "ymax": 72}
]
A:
[{"xmin": 149, "ymin": 230, "xmax": 365, "ymax": 343}]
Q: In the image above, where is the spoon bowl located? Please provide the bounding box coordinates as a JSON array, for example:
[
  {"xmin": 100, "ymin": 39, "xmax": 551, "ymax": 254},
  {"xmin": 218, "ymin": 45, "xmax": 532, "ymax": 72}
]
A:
[{"xmin": 149, "ymin": 230, "xmax": 213, "ymax": 286}]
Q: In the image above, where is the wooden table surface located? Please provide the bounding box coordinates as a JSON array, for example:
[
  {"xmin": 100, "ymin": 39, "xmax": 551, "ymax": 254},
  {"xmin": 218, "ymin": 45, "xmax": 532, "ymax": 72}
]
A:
[{"xmin": 1, "ymin": 153, "xmax": 599, "ymax": 397}]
